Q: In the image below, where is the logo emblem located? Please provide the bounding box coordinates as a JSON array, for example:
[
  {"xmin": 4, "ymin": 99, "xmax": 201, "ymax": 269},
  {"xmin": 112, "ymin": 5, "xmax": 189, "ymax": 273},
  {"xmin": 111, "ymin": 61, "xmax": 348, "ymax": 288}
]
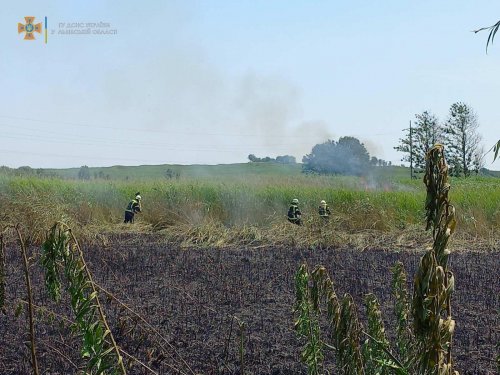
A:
[{"xmin": 18, "ymin": 17, "xmax": 42, "ymax": 40}]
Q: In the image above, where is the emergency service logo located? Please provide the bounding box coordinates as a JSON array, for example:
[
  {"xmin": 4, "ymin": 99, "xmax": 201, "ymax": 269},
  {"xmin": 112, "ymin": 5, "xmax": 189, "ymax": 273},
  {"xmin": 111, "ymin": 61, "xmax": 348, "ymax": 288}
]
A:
[
  {"xmin": 18, "ymin": 17, "xmax": 42, "ymax": 40},
  {"xmin": 18, "ymin": 16, "xmax": 48, "ymax": 43}
]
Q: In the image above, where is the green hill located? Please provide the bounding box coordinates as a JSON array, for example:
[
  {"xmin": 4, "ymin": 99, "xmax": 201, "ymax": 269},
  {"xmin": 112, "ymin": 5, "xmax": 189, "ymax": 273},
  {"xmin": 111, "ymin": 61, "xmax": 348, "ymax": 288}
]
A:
[
  {"xmin": 45, "ymin": 162, "xmax": 303, "ymax": 180},
  {"xmin": 3, "ymin": 162, "xmax": 498, "ymax": 182}
]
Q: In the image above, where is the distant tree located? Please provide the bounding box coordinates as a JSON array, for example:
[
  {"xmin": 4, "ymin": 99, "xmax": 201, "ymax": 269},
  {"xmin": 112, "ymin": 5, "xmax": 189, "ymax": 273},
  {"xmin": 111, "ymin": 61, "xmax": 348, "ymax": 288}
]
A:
[
  {"xmin": 395, "ymin": 127, "xmax": 413, "ymax": 166},
  {"xmin": 370, "ymin": 156, "xmax": 378, "ymax": 166},
  {"xmin": 377, "ymin": 159, "xmax": 390, "ymax": 167},
  {"xmin": 413, "ymin": 111, "xmax": 442, "ymax": 169},
  {"xmin": 444, "ymin": 102, "xmax": 482, "ymax": 177},
  {"xmin": 395, "ymin": 111, "xmax": 442, "ymax": 170},
  {"xmin": 17, "ymin": 166, "xmax": 33, "ymax": 176},
  {"xmin": 78, "ymin": 165, "xmax": 91, "ymax": 180},
  {"xmin": 276, "ymin": 155, "xmax": 296, "ymax": 164},
  {"xmin": 248, "ymin": 154, "xmax": 281, "ymax": 163},
  {"xmin": 165, "ymin": 168, "xmax": 180, "ymax": 179},
  {"xmin": 302, "ymin": 137, "xmax": 370, "ymax": 176},
  {"xmin": 472, "ymin": 145, "xmax": 485, "ymax": 174}
]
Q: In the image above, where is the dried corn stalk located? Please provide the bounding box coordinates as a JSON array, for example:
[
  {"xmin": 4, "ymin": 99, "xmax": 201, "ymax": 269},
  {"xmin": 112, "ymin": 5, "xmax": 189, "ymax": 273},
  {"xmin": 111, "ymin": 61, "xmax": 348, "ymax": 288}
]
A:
[
  {"xmin": 391, "ymin": 261, "xmax": 413, "ymax": 360},
  {"xmin": 294, "ymin": 264, "xmax": 324, "ymax": 375},
  {"xmin": 412, "ymin": 144, "xmax": 458, "ymax": 374}
]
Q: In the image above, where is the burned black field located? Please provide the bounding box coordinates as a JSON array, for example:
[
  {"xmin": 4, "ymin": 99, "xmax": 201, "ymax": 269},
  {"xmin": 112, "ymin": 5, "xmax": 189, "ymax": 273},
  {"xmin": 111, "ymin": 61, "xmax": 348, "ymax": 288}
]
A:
[{"xmin": 1, "ymin": 234, "xmax": 498, "ymax": 374}]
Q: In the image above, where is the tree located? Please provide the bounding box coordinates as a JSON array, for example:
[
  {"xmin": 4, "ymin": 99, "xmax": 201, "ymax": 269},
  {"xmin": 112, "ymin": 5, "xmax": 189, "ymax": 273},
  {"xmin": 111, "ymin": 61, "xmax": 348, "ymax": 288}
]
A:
[
  {"xmin": 472, "ymin": 145, "xmax": 485, "ymax": 174},
  {"xmin": 165, "ymin": 168, "xmax": 180, "ymax": 179},
  {"xmin": 276, "ymin": 155, "xmax": 296, "ymax": 164},
  {"xmin": 394, "ymin": 127, "xmax": 413, "ymax": 166},
  {"xmin": 413, "ymin": 111, "xmax": 442, "ymax": 169},
  {"xmin": 17, "ymin": 166, "xmax": 34, "ymax": 176},
  {"xmin": 444, "ymin": 102, "xmax": 482, "ymax": 177},
  {"xmin": 78, "ymin": 165, "xmax": 91, "ymax": 180},
  {"xmin": 248, "ymin": 154, "xmax": 276, "ymax": 163},
  {"xmin": 394, "ymin": 111, "xmax": 442, "ymax": 170},
  {"xmin": 248, "ymin": 154, "xmax": 295, "ymax": 163},
  {"xmin": 248, "ymin": 154, "xmax": 258, "ymax": 162},
  {"xmin": 370, "ymin": 156, "xmax": 378, "ymax": 166},
  {"xmin": 302, "ymin": 137, "xmax": 370, "ymax": 176}
]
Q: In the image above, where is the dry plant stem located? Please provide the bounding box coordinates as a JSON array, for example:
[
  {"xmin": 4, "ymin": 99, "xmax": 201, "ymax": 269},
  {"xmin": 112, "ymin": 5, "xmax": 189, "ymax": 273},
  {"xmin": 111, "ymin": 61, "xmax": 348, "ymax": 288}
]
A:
[
  {"xmin": 119, "ymin": 348, "xmax": 159, "ymax": 375},
  {"xmin": 414, "ymin": 144, "xmax": 458, "ymax": 374},
  {"xmin": 41, "ymin": 341, "xmax": 79, "ymax": 370},
  {"xmin": 224, "ymin": 316, "xmax": 234, "ymax": 365},
  {"xmin": 361, "ymin": 331, "xmax": 406, "ymax": 371},
  {"xmin": 239, "ymin": 321, "xmax": 245, "ymax": 375},
  {"xmin": 62, "ymin": 224, "xmax": 127, "ymax": 375},
  {"xmin": 19, "ymin": 299, "xmax": 162, "ymax": 375},
  {"xmin": 95, "ymin": 284, "xmax": 196, "ymax": 375},
  {"xmin": 14, "ymin": 225, "xmax": 40, "ymax": 375},
  {"xmin": 0, "ymin": 234, "xmax": 5, "ymax": 312}
]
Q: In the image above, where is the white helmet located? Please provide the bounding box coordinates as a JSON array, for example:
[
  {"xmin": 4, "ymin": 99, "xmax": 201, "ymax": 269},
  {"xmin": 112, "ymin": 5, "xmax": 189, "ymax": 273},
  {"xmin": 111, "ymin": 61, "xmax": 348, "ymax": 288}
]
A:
[
  {"xmin": 320, "ymin": 200, "xmax": 326, "ymax": 205},
  {"xmin": 136, "ymin": 195, "xmax": 142, "ymax": 201},
  {"xmin": 292, "ymin": 198, "xmax": 299, "ymax": 204}
]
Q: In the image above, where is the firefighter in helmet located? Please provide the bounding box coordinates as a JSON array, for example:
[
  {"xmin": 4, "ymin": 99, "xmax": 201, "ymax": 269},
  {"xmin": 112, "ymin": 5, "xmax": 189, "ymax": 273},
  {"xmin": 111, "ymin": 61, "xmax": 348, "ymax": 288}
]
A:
[
  {"xmin": 124, "ymin": 192, "xmax": 142, "ymax": 223},
  {"xmin": 287, "ymin": 198, "xmax": 302, "ymax": 225},
  {"xmin": 318, "ymin": 200, "xmax": 331, "ymax": 219}
]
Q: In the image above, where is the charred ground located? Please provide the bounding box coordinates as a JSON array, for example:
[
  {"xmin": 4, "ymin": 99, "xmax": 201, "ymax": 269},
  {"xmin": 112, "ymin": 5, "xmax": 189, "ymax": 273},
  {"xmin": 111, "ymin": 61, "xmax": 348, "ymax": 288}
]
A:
[{"xmin": 0, "ymin": 233, "xmax": 498, "ymax": 374}]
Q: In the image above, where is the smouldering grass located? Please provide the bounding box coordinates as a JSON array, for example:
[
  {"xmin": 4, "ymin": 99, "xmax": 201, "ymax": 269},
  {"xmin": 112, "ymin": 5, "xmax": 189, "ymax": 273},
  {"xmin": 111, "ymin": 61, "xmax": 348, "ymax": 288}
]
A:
[{"xmin": 1, "ymin": 172, "xmax": 498, "ymax": 247}]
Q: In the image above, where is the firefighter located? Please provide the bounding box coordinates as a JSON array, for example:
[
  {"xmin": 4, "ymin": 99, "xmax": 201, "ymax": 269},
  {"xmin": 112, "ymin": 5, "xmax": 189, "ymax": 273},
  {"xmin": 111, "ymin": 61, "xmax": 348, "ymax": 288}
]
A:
[
  {"xmin": 287, "ymin": 198, "xmax": 302, "ymax": 225},
  {"xmin": 318, "ymin": 200, "xmax": 331, "ymax": 219},
  {"xmin": 124, "ymin": 193, "xmax": 142, "ymax": 223}
]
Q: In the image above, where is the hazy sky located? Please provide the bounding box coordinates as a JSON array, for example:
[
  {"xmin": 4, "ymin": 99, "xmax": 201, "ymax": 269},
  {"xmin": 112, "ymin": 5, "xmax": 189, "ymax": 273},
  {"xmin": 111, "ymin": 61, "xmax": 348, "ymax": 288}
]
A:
[{"xmin": 1, "ymin": 1, "xmax": 499, "ymax": 168}]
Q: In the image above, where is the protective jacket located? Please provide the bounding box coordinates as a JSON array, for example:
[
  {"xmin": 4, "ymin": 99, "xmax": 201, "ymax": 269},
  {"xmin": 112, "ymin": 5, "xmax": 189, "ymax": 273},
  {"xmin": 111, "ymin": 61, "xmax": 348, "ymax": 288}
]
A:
[
  {"xmin": 126, "ymin": 199, "xmax": 141, "ymax": 213},
  {"xmin": 288, "ymin": 204, "xmax": 302, "ymax": 224},
  {"xmin": 318, "ymin": 204, "xmax": 331, "ymax": 218}
]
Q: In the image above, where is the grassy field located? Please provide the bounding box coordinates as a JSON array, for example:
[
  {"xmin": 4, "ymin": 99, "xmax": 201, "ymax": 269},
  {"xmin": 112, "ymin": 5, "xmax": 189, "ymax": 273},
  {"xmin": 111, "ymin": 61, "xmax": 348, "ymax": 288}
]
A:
[
  {"xmin": 1, "ymin": 160, "xmax": 498, "ymax": 374},
  {"xmin": 1, "ymin": 163, "xmax": 499, "ymax": 249},
  {"xmin": 44, "ymin": 162, "xmax": 303, "ymax": 180}
]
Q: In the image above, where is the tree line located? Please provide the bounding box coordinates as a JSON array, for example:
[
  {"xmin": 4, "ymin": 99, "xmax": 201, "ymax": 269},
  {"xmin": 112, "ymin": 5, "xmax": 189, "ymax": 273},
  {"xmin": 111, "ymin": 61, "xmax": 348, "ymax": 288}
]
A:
[
  {"xmin": 395, "ymin": 102, "xmax": 484, "ymax": 177},
  {"xmin": 248, "ymin": 154, "xmax": 297, "ymax": 164},
  {"xmin": 250, "ymin": 138, "xmax": 392, "ymax": 176}
]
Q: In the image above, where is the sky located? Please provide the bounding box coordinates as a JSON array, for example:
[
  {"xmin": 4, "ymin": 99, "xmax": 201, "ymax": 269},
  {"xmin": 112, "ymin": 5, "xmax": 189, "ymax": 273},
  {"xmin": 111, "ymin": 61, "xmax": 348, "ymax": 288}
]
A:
[{"xmin": 1, "ymin": 1, "xmax": 499, "ymax": 169}]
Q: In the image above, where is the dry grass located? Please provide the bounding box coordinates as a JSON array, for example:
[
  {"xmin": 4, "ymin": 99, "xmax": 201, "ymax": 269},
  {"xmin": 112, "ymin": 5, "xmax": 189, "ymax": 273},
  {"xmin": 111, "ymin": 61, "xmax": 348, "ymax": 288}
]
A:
[{"xmin": 0, "ymin": 174, "xmax": 498, "ymax": 250}]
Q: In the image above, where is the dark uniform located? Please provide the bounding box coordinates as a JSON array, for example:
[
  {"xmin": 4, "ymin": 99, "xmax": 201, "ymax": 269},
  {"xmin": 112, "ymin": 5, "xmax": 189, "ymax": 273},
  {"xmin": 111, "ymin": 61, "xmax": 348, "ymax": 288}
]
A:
[
  {"xmin": 288, "ymin": 201, "xmax": 302, "ymax": 225},
  {"xmin": 124, "ymin": 197, "xmax": 141, "ymax": 223},
  {"xmin": 318, "ymin": 202, "xmax": 331, "ymax": 219}
]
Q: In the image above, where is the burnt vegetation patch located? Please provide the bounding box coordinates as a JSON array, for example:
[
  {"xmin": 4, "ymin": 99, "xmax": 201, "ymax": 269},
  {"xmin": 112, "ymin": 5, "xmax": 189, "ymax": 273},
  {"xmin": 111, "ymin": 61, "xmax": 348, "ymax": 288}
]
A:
[{"xmin": 0, "ymin": 234, "xmax": 497, "ymax": 374}]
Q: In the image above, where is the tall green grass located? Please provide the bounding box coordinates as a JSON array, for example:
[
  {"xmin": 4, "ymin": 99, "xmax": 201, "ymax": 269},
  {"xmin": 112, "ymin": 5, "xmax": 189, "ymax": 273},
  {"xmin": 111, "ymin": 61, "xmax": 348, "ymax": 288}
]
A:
[{"xmin": 1, "ymin": 173, "xmax": 498, "ymax": 246}]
